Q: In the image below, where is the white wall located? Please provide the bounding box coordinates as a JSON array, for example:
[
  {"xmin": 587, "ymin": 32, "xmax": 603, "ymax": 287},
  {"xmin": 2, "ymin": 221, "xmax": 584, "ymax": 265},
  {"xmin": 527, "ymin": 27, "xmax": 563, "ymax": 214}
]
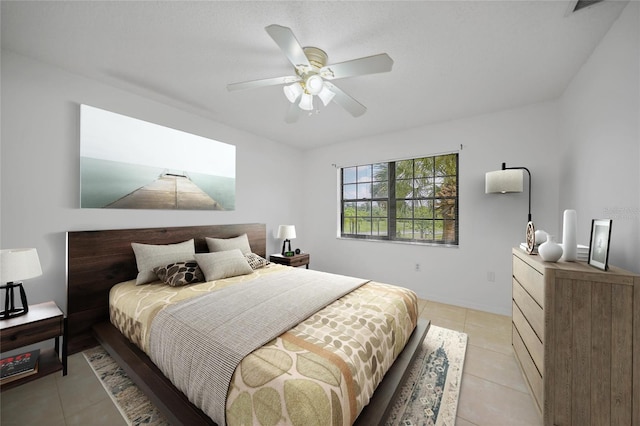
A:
[
  {"xmin": 300, "ymin": 1, "xmax": 640, "ymax": 315},
  {"xmin": 301, "ymin": 102, "xmax": 562, "ymax": 315},
  {"xmin": 560, "ymin": 1, "xmax": 639, "ymax": 273},
  {"xmin": 0, "ymin": 51, "xmax": 305, "ymax": 313}
]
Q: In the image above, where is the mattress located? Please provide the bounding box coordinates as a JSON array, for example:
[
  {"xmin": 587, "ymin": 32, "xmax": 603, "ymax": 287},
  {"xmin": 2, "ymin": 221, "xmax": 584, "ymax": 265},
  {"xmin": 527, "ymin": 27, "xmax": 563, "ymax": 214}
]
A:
[{"xmin": 110, "ymin": 264, "xmax": 418, "ymax": 425}]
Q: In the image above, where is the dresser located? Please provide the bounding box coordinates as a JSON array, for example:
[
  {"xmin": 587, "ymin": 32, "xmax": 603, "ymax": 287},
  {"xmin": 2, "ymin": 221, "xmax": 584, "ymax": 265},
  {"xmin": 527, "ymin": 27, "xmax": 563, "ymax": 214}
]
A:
[{"xmin": 511, "ymin": 248, "xmax": 639, "ymax": 425}]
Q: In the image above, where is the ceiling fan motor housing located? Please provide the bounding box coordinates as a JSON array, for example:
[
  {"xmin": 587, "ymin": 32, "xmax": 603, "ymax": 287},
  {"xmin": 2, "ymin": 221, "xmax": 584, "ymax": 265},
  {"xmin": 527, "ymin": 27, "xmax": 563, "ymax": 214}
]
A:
[
  {"xmin": 302, "ymin": 47, "xmax": 328, "ymax": 69},
  {"xmin": 298, "ymin": 47, "xmax": 328, "ymax": 95}
]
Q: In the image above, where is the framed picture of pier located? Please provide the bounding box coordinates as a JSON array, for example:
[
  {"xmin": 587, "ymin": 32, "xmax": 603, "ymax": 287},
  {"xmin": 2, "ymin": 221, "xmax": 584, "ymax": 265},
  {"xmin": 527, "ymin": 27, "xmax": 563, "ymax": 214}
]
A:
[{"xmin": 80, "ymin": 104, "xmax": 235, "ymax": 210}]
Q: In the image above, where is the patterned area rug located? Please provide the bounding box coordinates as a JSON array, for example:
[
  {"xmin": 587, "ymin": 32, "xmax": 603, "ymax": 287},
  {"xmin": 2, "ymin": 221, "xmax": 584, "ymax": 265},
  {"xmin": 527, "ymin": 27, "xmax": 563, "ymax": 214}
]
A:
[
  {"xmin": 386, "ymin": 325, "xmax": 468, "ymax": 426},
  {"xmin": 84, "ymin": 325, "xmax": 467, "ymax": 426}
]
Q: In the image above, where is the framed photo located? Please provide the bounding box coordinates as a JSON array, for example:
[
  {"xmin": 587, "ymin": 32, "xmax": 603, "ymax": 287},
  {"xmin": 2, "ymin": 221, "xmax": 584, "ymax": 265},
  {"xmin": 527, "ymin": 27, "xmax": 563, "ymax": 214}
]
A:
[{"xmin": 588, "ymin": 219, "xmax": 612, "ymax": 270}]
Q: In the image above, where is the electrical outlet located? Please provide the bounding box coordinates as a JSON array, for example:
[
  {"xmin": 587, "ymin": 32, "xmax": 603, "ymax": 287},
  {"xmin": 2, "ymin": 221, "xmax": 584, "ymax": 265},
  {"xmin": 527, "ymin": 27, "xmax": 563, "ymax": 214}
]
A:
[
  {"xmin": 415, "ymin": 263, "xmax": 421, "ymax": 272},
  {"xmin": 487, "ymin": 271, "xmax": 495, "ymax": 282}
]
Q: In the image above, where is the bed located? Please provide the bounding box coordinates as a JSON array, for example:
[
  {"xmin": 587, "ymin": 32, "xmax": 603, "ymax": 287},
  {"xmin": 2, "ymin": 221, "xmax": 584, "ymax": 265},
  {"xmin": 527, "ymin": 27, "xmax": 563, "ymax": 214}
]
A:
[{"xmin": 66, "ymin": 223, "xmax": 429, "ymax": 425}]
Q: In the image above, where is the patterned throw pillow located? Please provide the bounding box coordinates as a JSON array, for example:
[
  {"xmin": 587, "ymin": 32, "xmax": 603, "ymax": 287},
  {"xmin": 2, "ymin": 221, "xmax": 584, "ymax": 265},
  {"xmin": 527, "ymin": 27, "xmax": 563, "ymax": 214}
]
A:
[
  {"xmin": 153, "ymin": 261, "xmax": 204, "ymax": 287},
  {"xmin": 244, "ymin": 252, "xmax": 270, "ymax": 270}
]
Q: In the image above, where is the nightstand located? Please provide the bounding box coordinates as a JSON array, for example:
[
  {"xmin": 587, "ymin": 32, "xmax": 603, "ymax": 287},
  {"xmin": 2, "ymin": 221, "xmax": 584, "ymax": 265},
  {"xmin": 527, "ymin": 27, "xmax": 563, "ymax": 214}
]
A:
[
  {"xmin": 0, "ymin": 301, "xmax": 67, "ymax": 390},
  {"xmin": 270, "ymin": 253, "xmax": 310, "ymax": 269}
]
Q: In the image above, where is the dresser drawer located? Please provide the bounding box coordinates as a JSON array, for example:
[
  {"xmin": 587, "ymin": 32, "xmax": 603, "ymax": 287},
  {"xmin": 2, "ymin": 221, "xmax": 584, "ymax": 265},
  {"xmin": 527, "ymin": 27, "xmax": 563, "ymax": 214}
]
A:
[
  {"xmin": 512, "ymin": 302, "xmax": 544, "ymax": 374},
  {"xmin": 1, "ymin": 316, "xmax": 63, "ymax": 352},
  {"xmin": 513, "ymin": 324, "xmax": 543, "ymax": 411},
  {"xmin": 512, "ymin": 278, "xmax": 544, "ymax": 342},
  {"xmin": 513, "ymin": 255, "xmax": 545, "ymax": 307}
]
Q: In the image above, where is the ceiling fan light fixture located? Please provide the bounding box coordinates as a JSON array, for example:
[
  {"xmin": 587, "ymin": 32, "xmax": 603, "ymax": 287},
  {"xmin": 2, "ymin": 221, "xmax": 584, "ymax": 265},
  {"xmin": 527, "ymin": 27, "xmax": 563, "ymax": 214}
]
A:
[
  {"xmin": 305, "ymin": 74, "xmax": 324, "ymax": 95},
  {"xmin": 299, "ymin": 93, "xmax": 314, "ymax": 111},
  {"xmin": 318, "ymin": 86, "xmax": 335, "ymax": 106},
  {"xmin": 283, "ymin": 83, "xmax": 303, "ymax": 103}
]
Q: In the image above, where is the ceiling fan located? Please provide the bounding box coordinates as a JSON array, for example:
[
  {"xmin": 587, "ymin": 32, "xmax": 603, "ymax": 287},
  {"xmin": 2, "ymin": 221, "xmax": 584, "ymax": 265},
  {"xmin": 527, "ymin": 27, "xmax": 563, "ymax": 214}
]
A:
[{"xmin": 227, "ymin": 24, "xmax": 394, "ymax": 123}]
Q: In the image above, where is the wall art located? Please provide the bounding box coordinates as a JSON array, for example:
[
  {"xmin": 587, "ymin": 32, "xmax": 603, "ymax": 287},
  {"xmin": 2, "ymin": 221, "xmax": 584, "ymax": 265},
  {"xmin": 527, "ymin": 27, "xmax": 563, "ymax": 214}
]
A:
[{"xmin": 80, "ymin": 104, "xmax": 235, "ymax": 210}]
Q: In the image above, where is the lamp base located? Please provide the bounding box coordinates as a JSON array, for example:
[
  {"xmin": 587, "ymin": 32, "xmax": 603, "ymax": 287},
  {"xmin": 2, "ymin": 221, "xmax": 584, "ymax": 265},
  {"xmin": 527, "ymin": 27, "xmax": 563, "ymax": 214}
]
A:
[
  {"xmin": 281, "ymin": 239, "xmax": 292, "ymax": 255},
  {"xmin": 1, "ymin": 282, "xmax": 29, "ymax": 320}
]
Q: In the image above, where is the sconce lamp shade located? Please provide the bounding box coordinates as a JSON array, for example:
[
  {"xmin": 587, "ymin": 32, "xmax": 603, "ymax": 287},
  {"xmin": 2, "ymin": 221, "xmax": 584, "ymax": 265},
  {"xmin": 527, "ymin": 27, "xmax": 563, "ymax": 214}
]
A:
[
  {"xmin": 1, "ymin": 248, "xmax": 42, "ymax": 319},
  {"xmin": 277, "ymin": 225, "xmax": 297, "ymax": 240},
  {"xmin": 485, "ymin": 162, "xmax": 533, "ymax": 224},
  {"xmin": 1, "ymin": 248, "xmax": 42, "ymax": 283},
  {"xmin": 485, "ymin": 169, "xmax": 524, "ymax": 194}
]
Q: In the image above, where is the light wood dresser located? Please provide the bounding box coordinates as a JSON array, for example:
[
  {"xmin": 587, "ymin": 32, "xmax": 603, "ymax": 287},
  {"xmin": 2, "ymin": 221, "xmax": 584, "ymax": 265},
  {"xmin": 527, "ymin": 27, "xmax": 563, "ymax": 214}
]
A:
[{"xmin": 511, "ymin": 248, "xmax": 639, "ymax": 425}]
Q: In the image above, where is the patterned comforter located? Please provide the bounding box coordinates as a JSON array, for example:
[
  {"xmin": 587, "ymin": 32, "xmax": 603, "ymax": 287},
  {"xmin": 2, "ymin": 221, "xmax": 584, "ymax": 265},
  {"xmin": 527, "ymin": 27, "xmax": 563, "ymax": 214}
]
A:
[{"xmin": 110, "ymin": 264, "xmax": 418, "ymax": 425}]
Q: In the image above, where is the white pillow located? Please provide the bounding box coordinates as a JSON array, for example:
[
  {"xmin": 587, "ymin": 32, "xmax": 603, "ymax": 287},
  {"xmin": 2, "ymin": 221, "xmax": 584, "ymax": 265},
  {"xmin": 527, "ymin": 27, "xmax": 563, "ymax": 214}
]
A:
[
  {"xmin": 205, "ymin": 234, "xmax": 252, "ymax": 254},
  {"xmin": 195, "ymin": 249, "xmax": 253, "ymax": 281},
  {"xmin": 131, "ymin": 239, "xmax": 195, "ymax": 285}
]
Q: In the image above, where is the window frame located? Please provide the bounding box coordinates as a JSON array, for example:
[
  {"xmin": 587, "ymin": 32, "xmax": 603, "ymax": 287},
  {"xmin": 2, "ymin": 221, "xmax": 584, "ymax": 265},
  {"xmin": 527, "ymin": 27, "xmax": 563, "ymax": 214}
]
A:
[{"xmin": 339, "ymin": 153, "xmax": 459, "ymax": 246}]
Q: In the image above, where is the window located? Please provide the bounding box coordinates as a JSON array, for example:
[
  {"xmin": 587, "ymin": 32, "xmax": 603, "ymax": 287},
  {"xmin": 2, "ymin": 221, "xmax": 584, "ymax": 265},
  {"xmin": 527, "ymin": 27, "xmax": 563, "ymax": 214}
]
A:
[{"xmin": 340, "ymin": 153, "xmax": 458, "ymax": 245}]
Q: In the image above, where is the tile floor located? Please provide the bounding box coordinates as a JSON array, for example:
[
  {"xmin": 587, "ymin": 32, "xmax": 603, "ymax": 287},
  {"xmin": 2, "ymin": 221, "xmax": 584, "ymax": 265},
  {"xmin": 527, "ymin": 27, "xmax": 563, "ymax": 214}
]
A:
[{"xmin": 1, "ymin": 300, "xmax": 542, "ymax": 426}]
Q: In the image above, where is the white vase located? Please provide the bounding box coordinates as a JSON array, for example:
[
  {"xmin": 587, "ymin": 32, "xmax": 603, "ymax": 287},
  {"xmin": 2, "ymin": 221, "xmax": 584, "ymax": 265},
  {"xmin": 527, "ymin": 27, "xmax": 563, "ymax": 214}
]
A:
[
  {"xmin": 561, "ymin": 209, "xmax": 577, "ymax": 261},
  {"xmin": 534, "ymin": 229, "xmax": 547, "ymax": 245},
  {"xmin": 539, "ymin": 235, "xmax": 563, "ymax": 262}
]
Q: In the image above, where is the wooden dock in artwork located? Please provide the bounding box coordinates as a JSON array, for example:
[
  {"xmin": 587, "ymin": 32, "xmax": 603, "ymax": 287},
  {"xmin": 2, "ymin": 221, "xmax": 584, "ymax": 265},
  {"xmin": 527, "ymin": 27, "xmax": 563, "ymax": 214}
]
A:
[{"xmin": 106, "ymin": 173, "xmax": 223, "ymax": 210}]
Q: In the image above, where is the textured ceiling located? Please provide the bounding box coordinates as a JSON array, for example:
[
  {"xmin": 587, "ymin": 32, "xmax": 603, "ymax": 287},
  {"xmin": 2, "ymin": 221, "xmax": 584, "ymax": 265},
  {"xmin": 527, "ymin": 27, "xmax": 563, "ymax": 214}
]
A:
[{"xmin": 1, "ymin": 1, "xmax": 628, "ymax": 149}]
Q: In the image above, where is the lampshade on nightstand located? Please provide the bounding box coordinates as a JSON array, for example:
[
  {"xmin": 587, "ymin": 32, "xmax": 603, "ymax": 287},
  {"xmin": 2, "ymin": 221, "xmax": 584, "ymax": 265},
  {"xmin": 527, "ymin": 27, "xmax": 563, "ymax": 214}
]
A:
[
  {"xmin": 1, "ymin": 248, "xmax": 43, "ymax": 319},
  {"xmin": 277, "ymin": 225, "xmax": 296, "ymax": 256}
]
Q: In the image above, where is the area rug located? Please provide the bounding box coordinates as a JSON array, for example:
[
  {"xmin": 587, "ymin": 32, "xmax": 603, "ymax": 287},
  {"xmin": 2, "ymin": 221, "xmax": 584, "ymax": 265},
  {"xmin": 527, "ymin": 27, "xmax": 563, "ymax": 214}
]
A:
[
  {"xmin": 386, "ymin": 325, "xmax": 468, "ymax": 426},
  {"xmin": 84, "ymin": 325, "xmax": 467, "ymax": 426}
]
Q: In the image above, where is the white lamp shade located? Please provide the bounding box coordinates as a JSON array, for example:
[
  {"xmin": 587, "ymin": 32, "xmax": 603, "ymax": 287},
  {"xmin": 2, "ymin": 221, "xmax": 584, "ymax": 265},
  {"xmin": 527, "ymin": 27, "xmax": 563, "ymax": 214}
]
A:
[
  {"xmin": 277, "ymin": 225, "xmax": 297, "ymax": 240},
  {"xmin": 299, "ymin": 93, "xmax": 314, "ymax": 111},
  {"xmin": 1, "ymin": 248, "xmax": 43, "ymax": 283},
  {"xmin": 305, "ymin": 75, "xmax": 324, "ymax": 95},
  {"xmin": 283, "ymin": 83, "xmax": 303, "ymax": 103},
  {"xmin": 485, "ymin": 169, "xmax": 524, "ymax": 194},
  {"xmin": 318, "ymin": 86, "xmax": 335, "ymax": 106}
]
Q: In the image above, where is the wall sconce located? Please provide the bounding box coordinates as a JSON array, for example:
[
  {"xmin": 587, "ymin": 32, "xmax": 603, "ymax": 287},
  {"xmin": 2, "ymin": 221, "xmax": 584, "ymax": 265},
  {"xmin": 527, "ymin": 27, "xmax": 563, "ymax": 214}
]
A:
[
  {"xmin": 486, "ymin": 162, "xmax": 536, "ymax": 253},
  {"xmin": 277, "ymin": 225, "xmax": 296, "ymax": 256},
  {"xmin": 485, "ymin": 162, "xmax": 532, "ymax": 222},
  {"xmin": 1, "ymin": 248, "xmax": 43, "ymax": 319}
]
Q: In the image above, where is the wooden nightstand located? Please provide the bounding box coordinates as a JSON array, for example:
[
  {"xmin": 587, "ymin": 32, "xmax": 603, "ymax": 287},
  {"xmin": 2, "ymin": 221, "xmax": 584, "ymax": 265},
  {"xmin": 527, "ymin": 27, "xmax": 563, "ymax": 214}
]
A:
[
  {"xmin": 0, "ymin": 301, "xmax": 67, "ymax": 390},
  {"xmin": 270, "ymin": 253, "xmax": 310, "ymax": 269}
]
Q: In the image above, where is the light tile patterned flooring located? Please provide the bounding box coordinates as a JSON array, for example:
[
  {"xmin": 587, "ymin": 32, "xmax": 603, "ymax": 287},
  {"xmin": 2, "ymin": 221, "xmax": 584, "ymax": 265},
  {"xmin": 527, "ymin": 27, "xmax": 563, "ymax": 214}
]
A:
[{"xmin": 1, "ymin": 300, "xmax": 542, "ymax": 425}]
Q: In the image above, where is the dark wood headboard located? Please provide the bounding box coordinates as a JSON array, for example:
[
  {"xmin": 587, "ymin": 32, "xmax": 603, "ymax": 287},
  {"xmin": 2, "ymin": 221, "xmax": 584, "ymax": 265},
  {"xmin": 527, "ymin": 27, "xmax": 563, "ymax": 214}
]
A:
[{"xmin": 66, "ymin": 223, "xmax": 266, "ymax": 354}]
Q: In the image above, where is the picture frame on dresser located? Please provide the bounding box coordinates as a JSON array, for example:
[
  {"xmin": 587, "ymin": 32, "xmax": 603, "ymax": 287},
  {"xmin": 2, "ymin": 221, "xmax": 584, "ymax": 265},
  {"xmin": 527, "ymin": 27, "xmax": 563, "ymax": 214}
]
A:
[{"xmin": 588, "ymin": 219, "xmax": 612, "ymax": 270}]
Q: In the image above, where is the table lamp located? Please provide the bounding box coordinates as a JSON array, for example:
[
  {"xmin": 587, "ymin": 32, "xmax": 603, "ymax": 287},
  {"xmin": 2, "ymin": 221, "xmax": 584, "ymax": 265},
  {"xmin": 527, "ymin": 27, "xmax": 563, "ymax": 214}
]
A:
[
  {"xmin": 277, "ymin": 225, "xmax": 296, "ymax": 256},
  {"xmin": 1, "ymin": 248, "xmax": 42, "ymax": 319}
]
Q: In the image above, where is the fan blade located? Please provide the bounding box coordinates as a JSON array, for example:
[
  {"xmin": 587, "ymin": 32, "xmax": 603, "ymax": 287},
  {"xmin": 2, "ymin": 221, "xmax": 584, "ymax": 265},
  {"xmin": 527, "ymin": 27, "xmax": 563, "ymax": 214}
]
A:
[
  {"xmin": 285, "ymin": 101, "xmax": 301, "ymax": 123},
  {"xmin": 320, "ymin": 53, "xmax": 393, "ymax": 80},
  {"xmin": 323, "ymin": 82, "xmax": 367, "ymax": 117},
  {"xmin": 265, "ymin": 24, "xmax": 311, "ymax": 70},
  {"xmin": 227, "ymin": 75, "xmax": 300, "ymax": 91}
]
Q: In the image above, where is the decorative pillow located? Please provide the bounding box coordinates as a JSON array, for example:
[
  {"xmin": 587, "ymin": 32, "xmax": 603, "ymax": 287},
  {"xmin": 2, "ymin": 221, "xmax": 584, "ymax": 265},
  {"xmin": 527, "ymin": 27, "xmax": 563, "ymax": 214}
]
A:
[
  {"xmin": 131, "ymin": 239, "xmax": 195, "ymax": 285},
  {"xmin": 244, "ymin": 252, "xmax": 270, "ymax": 270},
  {"xmin": 153, "ymin": 261, "xmax": 204, "ymax": 287},
  {"xmin": 195, "ymin": 249, "xmax": 253, "ymax": 281},
  {"xmin": 205, "ymin": 234, "xmax": 252, "ymax": 254}
]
